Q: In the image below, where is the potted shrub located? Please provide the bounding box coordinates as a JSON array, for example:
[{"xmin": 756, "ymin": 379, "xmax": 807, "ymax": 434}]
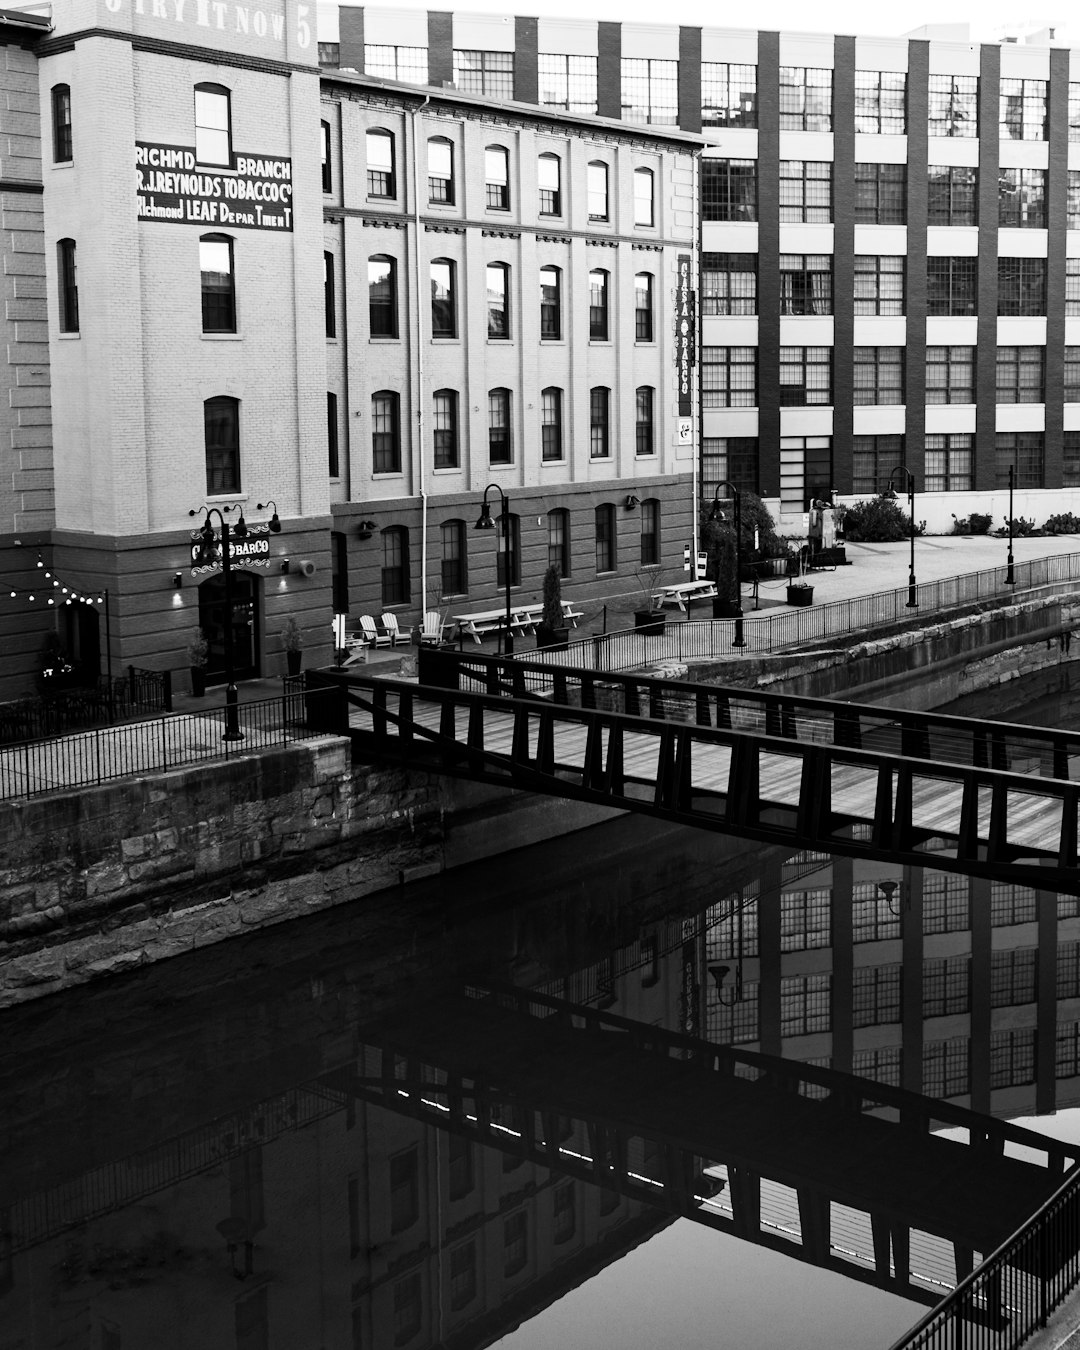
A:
[
  {"xmin": 786, "ymin": 580, "xmax": 814, "ymax": 606},
  {"xmin": 281, "ymin": 616, "xmax": 303, "ymax": 675},
  {"xmin": 701, "ymin": 514, "xmax": 740, "ymax": 618},
  {"xmin": 536, "ymin": 564, "xmax": 570, "ymax": 649},
  {"xmin": 187, "ymin": 627, "xmax": 209, "ymax": 696}
]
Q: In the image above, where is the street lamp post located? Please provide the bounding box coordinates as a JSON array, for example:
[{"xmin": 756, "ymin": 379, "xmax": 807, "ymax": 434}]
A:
[
  {"xmin": 885, "ymin": 465, "xmax": 918, "ymax": 609},
  {"xmin": 1006, "ymin": 464, "xmax": 1016, "ymax": 586},
  {"xmin": 474, "ymin": 484, "xmax": 513, "ymax": 656},
  {"xmin": 708, "ymin": 480, "xmax": 745, "ymax": 648},
  {"xmin": 190, "ymin": 505, "xmax": 246, "ymax": 742}
]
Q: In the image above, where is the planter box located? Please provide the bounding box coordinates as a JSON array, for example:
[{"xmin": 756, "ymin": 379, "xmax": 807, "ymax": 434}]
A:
[
  {"xmin": 536, "ymin": 624, "xmax": 570, "ymax": 650},
  {"xmin": 634, "ymin": 609, "xmax": 666, "ymax": 636},
  {"xmin": 712, "ymin": 598, "xmax": 741, "ymax": 619},
  {"xmin": 786, "ymin": 585, "xmax": 814, "ymax": 607}
]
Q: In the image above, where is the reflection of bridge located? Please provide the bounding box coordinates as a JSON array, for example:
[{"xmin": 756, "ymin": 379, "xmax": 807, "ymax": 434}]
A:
[
  {"xmin": 340, "ymin": 983, "xmax": 1076, "ymax": 1310},
  {"xmin": 308, "ymin": 655, "xmax": 1080, "ymax": 894}
]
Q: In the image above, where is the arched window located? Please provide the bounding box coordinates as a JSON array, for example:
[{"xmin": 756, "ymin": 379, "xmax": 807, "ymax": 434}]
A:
[
  {"xmin": 381, "ymin": 525, "xmax": 411, "ymax": 606},
  {"xmin": 200, "ymin": 234, "xmax": 235, "ymax": 333},
  {"xmin": 540, "ymin": 266, "xmax": 561, "ymax": 340},
  {"xmin": 366, "ymin": 129, "xmax": 396, "ymax": 197},
  {"xmin": 538, "ymin": 152, "xmax": 561, "ymax": 215},
  {"xmin": 488, "ymin": 388, "xmax": 512, "ymax": 464},
  {"xmin": 321, "ymin": 120, "xmax": 332, "ymax": 193},
  {"xmin": 324, "ymin": 251, "xmax": 336, "ymax": 337},
  {"xmin": 204, "ymin": 395, "xmax": 240, "ymax": 495},
  {"xmin": 588, "ymin": 161, "xmax": 609, "ymax": 220},
  {"xmin": 57, "ymin": 238, "xmax": 78, "ymax": 333},
  {"xmin": 634, "ymin": 167, "xmax": 655, "ymax": 226},
  {"xmin": 368, "ymin": 255, "xmax": 397, "ymax": 338},
  {"xmin": 595, "ymin": 504, "xmax": 616, "ymax": 574},
  {"xmin": 485, "ymin": 145, "xmax": 510, "ymax": 209},
  {"xmin": 589, "ymin": 269, "xmax": 609, "ymax": 340},
  {"xmin": 194, "ymin": 83, "xmax": 231, "ymax": 166},
  {"xmin": 636, "ymin": 386, "xmax": 655, "ymax": 456},
  {"xmin": 440, "ymin": 519, "xmax": 468, "ymax": 596},
  {"xmin": 640, "ymin": 498, "xmax": 660, "ymax": 565},
  {"xmin": 428, "ymin": 137, "xmax": 454, "ymax": 204},
  {"xmin": 541, "ymin": 386, "xmax": 563, "ymax": 461},
  {"xmin": 371, "ymin": 391, "xmax": 401, "ymax": 473},
  {"xmin": 547, "ymin": 507, "xmax": 570, "ymax": 577},
  {"xmin": 51, "ymin": 84, "xmax": 72, "ymax": 162},
  {"xmin": 486, "ymin": 262, "xmax": 510, "ymax": 338},
  {"xmin": 589, "ymin": 386, "xmax": 610, "ymax": 459},
  {"xmin": 431, "ymin": 258, "xmax": 457, "ymax": 338},
  {"xmin": 635, "ymin": 273, "xmax": 654, "ymax": 341},
  {"xmin": 433, "ymin": 388, "xmax": 459, "ymax": 468}
]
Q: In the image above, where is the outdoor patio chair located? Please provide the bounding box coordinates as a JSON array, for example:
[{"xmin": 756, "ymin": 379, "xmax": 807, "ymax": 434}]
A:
[
  {"xmin": 380, "ymin": 612, "xmax": 408, "ymax": 646},
  {"xmin": 358, "ymin": 615, "xmax": 392, "ymax": 648},
  {"xmin": 419, "ymin": 611, "xmax": 449, "ymax": 645}
]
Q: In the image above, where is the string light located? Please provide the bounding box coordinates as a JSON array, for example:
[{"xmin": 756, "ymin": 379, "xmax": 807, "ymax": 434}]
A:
[{"xmin": 3, "ymin": 552, "xmax": 104, "ymax": 607}]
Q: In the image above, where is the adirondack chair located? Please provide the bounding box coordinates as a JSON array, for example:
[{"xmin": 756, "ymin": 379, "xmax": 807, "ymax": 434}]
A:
[
  {"xmin": 380, "ymin": 612, "xmax": 408, "ymax": 646},
  {"xmin": 357, "ymin": 614, "xmax": 391, "ymax": 648},
  {"xmin": 419, "ymin": 610, "xmax": 449, "ymax": 645}
]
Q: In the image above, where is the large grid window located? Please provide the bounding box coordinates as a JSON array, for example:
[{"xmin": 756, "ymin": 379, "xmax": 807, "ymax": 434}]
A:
[
  {"xmin": 854, "ymin": 70, "xmax": 906, "ymax": 133},
  {"xmin": 486, "ymin": 263, "xmax": 510, "ymax": 340},
  {"xmin": 780, "ymin": 437, "xmax": 832, "ymax": 510},
  {"xmin": 781, "ymin": 973, "xmax": 831, "ymax": 1036},
  {"xmin": 854, "ymin": 255, "xmax": 905, "ymax": 315},
  {"xmin": 852, "ymin": 965, "xmax": 901, "ymax": 1027},
  {"xmin": 779, "ymin": 160, "xmax": 832, "ymax": 223},
  {"xmin": 852, "ymin": 435, "xmax": 905, "ymax": 493},
  {"xmin": 1071, "ymin": 84, "xmax": 1080, "ymax": 142},
  {"xmin": 366, "ymin": 128, "xmax": 395, "ymax": 197},
  {"xmin": 780, "ymin": 254, "xmax": 832, "ymax": 315},
  {"xmin": 621, "ymin": 58, "xmax": 678, "ymax": 125},
  {"xmin": 636, "ymin": 387, "xmax": 655, "ymax": 456},
  {"xmin": 204, "ymin": 395, "xmax": 239, "ymax": 494},
  {"xmin": 923, "ymin": 1039, "xmax": 970, "ymax": 1098},
  {"xmin": 440, "ymin": 519, "xmax": 467, "ymax": 597},
  {"xmin": 996, "ymin": 346, "xmax": 1045, "ymax": 404},
  {"xmin": 433, "ymin": 388, "xmax": 459, "ymax": 469},
  {"xmin": 371, "ymin": 391, "xmax": 400, "ymax": 474},
  {"xmin": 1066, "ymin": 348, "xmax": 1080, "ymax": 403},
  {"xmin": 1065, "ymin": 433, "xmax": 1080, "ymax": 486},
  {"xmin": 588, "ymin": 160, "xmax": 609, "ymax": 220},
  {"xmin": 928, "ymin": 165, "xmax": 977, "ymax": 225},
  {"xmin": 708, "ymin": 979, "xmax": 759, "ymax": 1045},
  {"xmin": 635, "ymin": 273, "xmax": 654, "ymax": 341},
  {"xmin": 194, "ymin": 83, "xmax": 231, "ymax": 167},
  {"xmin": 640, "ymin": 498, "xmax": 660, "ymax": 564},
  {"xmin": 381, "ymin": 526, "xmax": 410, "ymax": 606},
  {"xmin": 200, "ymin": 234, "xmax": 235, "ymax": 333},
  {"xmin": 1069, "ymin": 171, "xmax": 1080, "ymax": 230},
  {"xmin": 589, "ymin": 269, "xmax": 609, "ymax": 340},
  {"xmin": 991, "ymin": 1030, "xmax": 1037, "ymax": 1089},
  {"xmin": 853, "ymin": 348, "xmax": 904, "ymax": 405},
  {"xmin": 925, "ymin": 434, "xmax": 974, "ymax": 492},
  {"xmin": 702, "ymin": 253, "xmax": 756, "ymax": 315},
  {"xmin": 1059, "ymin": 943, "xmax": 1080, "ymax": 998},
  {"xmin": 365, "ymin": 44, "xmax": 428, "ymax": 84},
  {"xmin": 780, "ymin": 889, "xmax": 831, "ymax": 951},
  {"xmin": 541, "ymin": 387, "xmax": 563, "ymax": 462},
  {"xmin": 1000, "ymin": 78, "xmax": 1047, "ymax": 140},
  {"xmin": 489, "ymin": 388, "xmax": 512, "ymax": 465},
  {"xmin": 927, "ymin": 256, "xmax": 977, "ymax": 316},
  {"xmin": 590, "ymin": 386, "xmax": 610, "ymax": 458},
  {"xmin": 538, "ymin": 53, "xmax": 597, "ymax": 116},
  {"xmin": 1068, "ymin": 259, "xmax": 1080, "ymax": 316},
  {"xmin": 702, "ymin": 159, "xmax": 757, "ymax": 222},
  {"xmin": 428, "ymin": 138, "xmax": 454, "ymax": 205},
  {"xmin": 453, "ymin": 49, "xmax": 513, "ymax": 99},
  {"xmin": 595, "ymin": 503, "xmax": 616, "ymax": 573},
  {"xmin": 851, "ymin": 881, "xmax": 901, "ymax": 944},
  {"xmin": 780, "ymin": 347, "xmax": 832, "ymax": 406},
  {"xmin": 703, "ymin": 346, "xmax": 757, "ymax": 408},
  {"xmin": 540, "ymin": 266, "xmax": 561, "ymax": 339},
  {"xmin": 926, "ymin": 346, "xmax": 975, "ymax": 404},
  {"xmin": 701, "ymin": 62, "xmax": 757, "ymax": 127},
  {"xmin": 855, "ymin": 164, "xmax": 906, "ymax": 224},
  {"xmin": 707, "ymin": 892, "xmax": 760, "ymax": 960},
  {"xmin": 990, "ymin": 881, "xmax": 1038, "ymax": 927},
  {"xmin": 852, "ymin": 1047, "xmax": 902, "ymax": 1087},
  {"xmin": 996, "ymin": 432, "xmax": 1044, "ymax": 489},
  {"xmin": 998, "ymin": 258, "xmax": 1046, "ymax": 316},
  {"xmin": 990, "ymin": 948, "xmax": 1038, "ymax": 1007},
  {"xmin": 52, "ymin": 84, "xmax": 72, "ymax": 162},
  {"xmin": 702, "ymin": 437, "xmax": 758, "ymax": 495},
  {"xmin": 779, "ymin": 67, "xmax": 832, "ymax": 131},
  {"xmin": 923, "ymin": 871, "xmax": 969, "ymax": 932},
  {"xmin": 485, "ymin": 145, "xmax": 509, "ymax": 210},
  {"xmin": 548, "ymin": 506, "xmax": 569, "ymax": 575},
  {"xmin": 923, "ymin": 956, "xmax": 970, "ymax": 1018},
  {"xmin": 368, "ymin": 255, "xmax": 397, "ymax": 338},
  {"xmin": 928, "ymin": 74, "xmax": 978, "ymax": 137},
  {"xmin": 999, "ymin": 168, "xmax": 1046, "ymax": 228},
  {"xmin": 538, "ymin": 153, "xmax": 561, "ymax": 215},
  {"xmin": 431, "ymin": 259, "xmax": 456, "ymax": 338}
]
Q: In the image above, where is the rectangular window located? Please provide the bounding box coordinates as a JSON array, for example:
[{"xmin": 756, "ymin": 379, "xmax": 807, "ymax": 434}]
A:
[
  {"xmin": 923, "ymin": 872, "xmax": 970, "ymax": 932},
  {"xmin": 449, "ymin": 1241, "xmax": 476, "ymax": 1311},
  {"xmin": 701, "ymin": 159, "xmax": 757, "ymax": 222},
  {"xmin": 1065, "ymin": 432, "xmax": 1080, "ymax": 487},
  {"xmin": 1066, "ymin": 347, "xmax": 1080, "ymax": 403},
  {"xmin": 702, "ymin": 253, "xmax": 756, "ymax": 316},
  {"xmin": 1071, "ymin": 83, "xmax": 1080, "ymax": 143},
  {"xmin": 541, "ymin": 387, "xmax": 562, "ymax": 462},
  {"xmin": 540, "ymin": 266, "xmax": 561, "ymax": 339},
  {"xmin": 321, "ymin": 120, "xmax": 332, "ymax": 193},
  {"xmin": 495, "ymin": 513, "xmax": 520, "ymax": 589},
  {"xmin": 588, "ymin": 160, "xmax": 608, "ymax": 220},
  {"xmin": 852, "ymin": 434, "xmax": 905, "ymax": 494},
  {"xmin": 996, "ymin": 432, "xmax": 1044, "ymax": 489},
  {"xmin": 996, "ymin": 346, "xmax": 1045, "ymax": 404},
  {"xmin": 854, "ymin": 70, "xmax": 906, "ymax": 133},
  {"xmin": 200, "ymin": 235, "xmax": 235, "ymax": 333},
  {"xmin": 428, "ymin": 139, "xmax": 454, "ymax": 205},
  {"xmin": 780, "ymin": 348, "xmax": 832, "ymax": 407},
  {"xmin": 780, "ymin": 254, "xmax": 832, "ymax": 315},
  {"xmin": 372, "ymin": 392, "xmax": 400, "ymax": 474},
  {"xmin": 504, "ymin": 1211, "xmax": 528, "ymax": 1277},
  {"xmin": 779, "ymin": 66, "xmax": 832, "ymax": 131},
  {"xmin": 854, "ymin": 255, "xmax": 905, "ymax": 316},
  {"xmin": 1059, "ymin": 943, "xmax": 1080, "ymax": 998},
  {"xmin": 780, "ymin": 889, "xmax": 831, "ymax": 952},
  {"xmin": 440, "ymin": 519, "xmax": 466, "ymax": 596},
  {"xmin": 635, "ymin": 272, "xmax": 654, "ymax": 340},
  {"xmin": 1069, "ymin": 172, "xmax": 1080, "ymax": 230},
  {"xmin": 924, "ymin": 1038, "xmax": 970, "ymax": 1097},
  {"xmin": 926, "ymin": 346, "xmax": 975, "ymax": 404},
  {"xmin": 538, "ymin": 154, "xmax": 561, "ymax": 216},
  {"xmin": 853, "ymin": 348, "xmax": 904, "ymax": 405},
  {"xmin": 779, "ymin": 160, "xmax": 832, "ymax": 223},
  {"xmin": 590, "ymin": 387, "xmax": 610, "ymax": 458},
  {"xmin": 780, "ymin": 973, "xmax": 831, "ymax": 1036},
  {"xmin": 923, "ymin": 956, "xmax": 970, "ymax": 1018},
  {"xmin": 780, "ymin": 436, "xmax": 832, "ymax": 510},
  {"xmin": 999, "ymin": 168, "xmax": 1046, "ymax": 228},
  {"xmin": 393, "ymin": 1273, "xmax": 422, "ymax": 1345},
  {"xmin": 640, "ymin": 498, "xmax": 659, "ymax": 563},
  {"xmin": 382, "ymin": 527, "xmax": 410, "ymax": 606},
  {"xmin": 702, "ymin": 437, "xmax": 758, "ymax": 496},
  {"xmin": 702, "ymin": 346, "xmax": 757, "ymax": 408},
  {"xmin": 589, "ymin": 270, "xmax": 609, "ymax": 340},
  {"xmin": 327, "ymin": 391, "xmax": 339, "ymax": 478},
  {"xmin": 1068, "ymin": 259, "xmax": 1080, "ymax": 316},
  {"xmin": 433, "ymin": 389, "xmax": 459, "ymax": 469},
  {"xmin": 454, "ymin": 49, "xmax": 513, "ymax": 99},
  {"xmin": 927, "ymin": 256, "xmax": 977, "ymax": 316},
  {"xmin": 431, "ymin": 260, "xmax": 456, "ymax": 338},
  {"xmin": 990, "ymin": 880, "xmax": 1038, "ymax": 927},
  {"xmin": 991, "ymin": 1030, "xmax": 1037, "ymax": 1089},
  {"xmin": 194, "ymin": 84, "xmax": 231, "ymax": 167},
  {"xmin": 204, "ymin": 396, "xmax": 239, "ymax": 495},
  {"xmin": 621, "ymin": 57, "xmax": 678, "ymax": 125},
  {"xmin": 52, "ymin": 84, "xmax": 72, "ymax": 162},
  {"xmin": 925, "ymin": 434, "xmax": 974, "ymax": 492},
  {"xmin": 928, "ymin": 164, "xmax": 977, "ymax": 226},
  {"xmin": 852, "ymin": 965, "xmax": 901, "ymax": 1027},
  {"xmin": 368, "ymin": 256, "xmax": 397, "ymax": 338},
  {"xmin": 636, "ymin": 387, "xmax": 654, "ymax": 457},
  {"xmin": 389, "ymin": 1147, "xmax": 419, "ymax": 1233},
  {"xmin": 998, "ymin": 257, "xmax": 1046, "ymax": 316},
  {"xmin": 595, "ymin": 503, "xmax": 615, "ymax": 573},
  {"xmin": 1000, "ymin": 77, "xmax": 1047, "ymax": 140},
  {"xmin": 538, "ymin": 53, "xmax": 598, "ymax": 116},
  {"xmin": 990, "ymin": 948, "xmax": 1038, "ymax": 1007},
  {"xmin": 928, "ymin": 74, "xmax": 978, "ymax": 137},
  {"xmin": 366, "ymin": 129, "xmax": 395, "ymax": 197},
  {"xmin": 854, "ymin": 164, "xmax": 906, "ymax": 224},
  {"xmin": 553, "ymin": 1183, "xmax": 576, "ymax": 1243},
  {"xmin": 851, "ymin": 881, "xmax": 901, "ymax": 944},
  {"xmin": 548, "ymin": 508, "xmax": 569, "ymax": 575},
  {"xmin": 489, "ymin": 388, "xmax": 512, "ymax": 464},
  {"xmin": 324, "ymin": 251, "xmax": 336, "ymax": 337},
  {"xmin": 634, "ymin": 168, "xmax": 655, "ymax": 227},
  {"xmin": 365, "ymin": 44, "xmax": 428, "ymax": 84},
  {"xmin": 58, "ymin": 238, "xmax": 78, "ymax": 332},
  {"xmin": 486, "ymin": 263, "xmax": 510, "ymax": 339},
  {"xmin": 701, "ymin": 62, "xmax": 757, "ymax": 127}
]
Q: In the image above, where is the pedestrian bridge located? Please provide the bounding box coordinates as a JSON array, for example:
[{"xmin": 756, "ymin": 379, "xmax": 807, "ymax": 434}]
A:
[{"xmin": 307, "ymin": 654, "xmax": 1080, "ymax": 895}]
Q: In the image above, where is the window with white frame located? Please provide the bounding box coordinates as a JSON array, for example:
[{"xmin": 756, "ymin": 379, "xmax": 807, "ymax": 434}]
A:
[{"xmin": 194, "ymin": 83, "xmax": 231, "ymax": 166}]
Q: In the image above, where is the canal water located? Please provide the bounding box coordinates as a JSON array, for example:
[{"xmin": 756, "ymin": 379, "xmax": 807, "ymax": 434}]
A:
[{"xmin": 2, "ymin": 662, "xmax": 1079, "ymax": 1349}]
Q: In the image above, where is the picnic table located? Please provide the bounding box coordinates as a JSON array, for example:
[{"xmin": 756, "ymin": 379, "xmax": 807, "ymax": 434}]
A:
[
  {"xmin": 452, "ymin": 600, "xmax": 584, "ymax": 644},
  {"xmin": 650, "ymin": 580, "xmax": 719, "ymax": 611}
]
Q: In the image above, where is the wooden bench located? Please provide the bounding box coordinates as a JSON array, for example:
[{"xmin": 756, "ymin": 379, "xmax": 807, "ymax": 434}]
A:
[{"xmin": 650, "ymin": 581, "xmax": 719, "ymax": 611}]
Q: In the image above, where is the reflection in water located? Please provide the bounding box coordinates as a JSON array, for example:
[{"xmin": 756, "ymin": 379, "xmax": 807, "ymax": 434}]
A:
[{"xmin": 4, "ymin": 663, "xmax": 1080, "ymax": 1347}]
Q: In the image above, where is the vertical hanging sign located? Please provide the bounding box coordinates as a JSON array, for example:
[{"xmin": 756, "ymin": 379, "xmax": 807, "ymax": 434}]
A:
[{"xmin": 675, "ymin": 253, "xmax": 695, "ymax": 417}]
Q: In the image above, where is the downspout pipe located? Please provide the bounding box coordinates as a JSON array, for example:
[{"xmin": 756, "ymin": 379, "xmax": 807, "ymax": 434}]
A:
[{"xmin": 410, "ymin": 95, "xmax": 431, "ymax": 618}]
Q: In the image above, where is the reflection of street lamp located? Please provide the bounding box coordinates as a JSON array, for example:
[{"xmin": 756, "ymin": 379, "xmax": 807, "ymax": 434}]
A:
[
  {"xmin": 877, "ymin": 878, "xmax": 906, "ymax": 916},
  {"xmin": 708, "ymin": 897, "xmax": 745, "ymax": 1006},
  {"xmin": 883, "ymin": 465, "xmax": 917, "ymax": 609},
  {"xmin": 474, "ymin": 484, "xmax": 513, "ymax": 656},
  {"xmin": 1006, "ymin": 464, "xmax": 1016, "ymax": 586},
  {"xmin": 216, "ymin": 1216, "xmax": 255, "ymax": 1280},
  {"xmin": 708, "ymin": 481, "xmax": 745, "ymax": 648}
]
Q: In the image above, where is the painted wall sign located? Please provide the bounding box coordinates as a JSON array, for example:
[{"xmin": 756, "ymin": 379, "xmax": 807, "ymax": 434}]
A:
[
  {"xmin": 674, "ymin": 252, "xmax": 695, "ymax": 417},
  {"xmin": 189, "ymin": 523, "xmax": 274, "ymax": 576},
  {"xmin": 137, "ymin": 144, "xmax": 293, "ymax": 230},
  {"xmin": 103, "ymin": 0, "xmax": 311, "ymax": 51}
]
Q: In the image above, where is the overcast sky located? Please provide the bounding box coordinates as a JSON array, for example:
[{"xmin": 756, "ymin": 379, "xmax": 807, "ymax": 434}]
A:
[{"xmin": 317, "ymin": 0, "xmax": 1075, "ymax": 45}]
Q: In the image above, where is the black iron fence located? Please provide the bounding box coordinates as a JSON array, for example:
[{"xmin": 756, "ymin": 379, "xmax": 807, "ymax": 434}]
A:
[
  {"xmin": 0, "ymin": 666, "xmax": 172, "ymax": 746},
  {"xmin": 0, "ymin": 685, "xmax": 336, "ymax": 802}
]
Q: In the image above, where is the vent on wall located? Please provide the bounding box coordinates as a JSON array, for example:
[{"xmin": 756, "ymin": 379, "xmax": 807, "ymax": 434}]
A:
[{"xmin": 298, "ymin": 559, "xmax": 317, "ymax": 578}]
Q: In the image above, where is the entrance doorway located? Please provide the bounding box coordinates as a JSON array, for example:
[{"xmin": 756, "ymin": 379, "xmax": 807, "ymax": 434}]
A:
[
  {"xmin": 60, "ymin": 602, "xmax": 101, "ymax": 686},
  {"xmin": 198, "ymin": 572, "xmax": 259, "ymax": 684}
]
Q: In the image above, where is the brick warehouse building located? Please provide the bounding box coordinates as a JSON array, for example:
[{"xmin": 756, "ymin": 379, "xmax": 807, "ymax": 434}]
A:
[{"xmin": 321, "ymin": 6, "xmax": 1080, "ymax": 534}]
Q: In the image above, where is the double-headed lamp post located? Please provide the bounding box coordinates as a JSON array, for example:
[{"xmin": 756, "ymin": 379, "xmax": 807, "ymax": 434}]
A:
[
  {"xmin": 708, "ymin": 480, "xmax": 745, "ymax": 648},
  {"xmin": 474, "ymin": 484, "xmax": 513, "ymax": 656},
  {"xmin": 884, "ymin": 465, "xmax": 918, "ymax": 609}
]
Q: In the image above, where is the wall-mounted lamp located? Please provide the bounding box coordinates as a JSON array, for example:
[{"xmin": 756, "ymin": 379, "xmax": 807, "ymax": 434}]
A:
[
  {"xmin": 624, "ymin": 495, "xmax": 641, "ymax": 511},
  {"xmin": 279, "ymin": 559, "xmax": 290, "ymax": 575},
  {"xmin": 357, "ymin": 519, "xmax": 376, "ymax": 540},
  {"xmin": 173, "ymin": 571, "xmax": 183, "ymax": 589},
  {"xmin": 255, "ymin": 500, "xmax": 283, "ymax": 534}
]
